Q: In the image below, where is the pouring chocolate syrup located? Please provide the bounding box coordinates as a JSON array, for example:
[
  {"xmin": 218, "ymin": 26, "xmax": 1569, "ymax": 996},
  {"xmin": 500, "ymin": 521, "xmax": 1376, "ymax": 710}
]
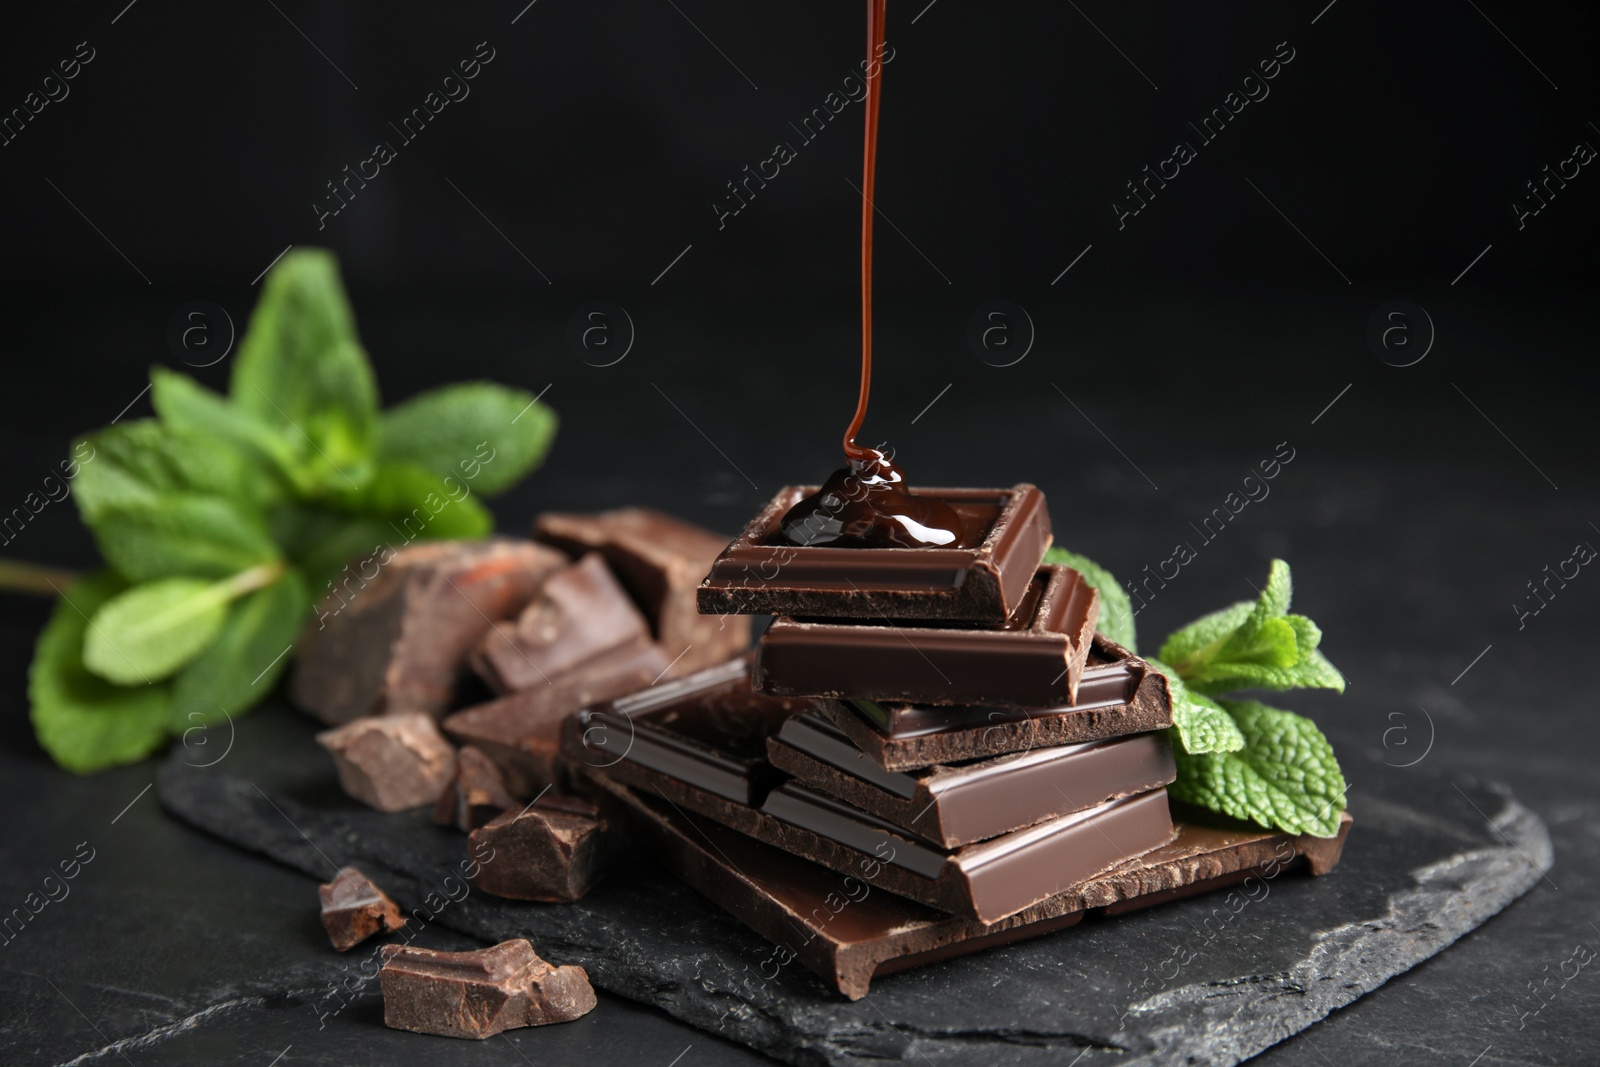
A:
[{"xmin": 780, "ymin": 0, "xmax": 962, "ymax": 550}]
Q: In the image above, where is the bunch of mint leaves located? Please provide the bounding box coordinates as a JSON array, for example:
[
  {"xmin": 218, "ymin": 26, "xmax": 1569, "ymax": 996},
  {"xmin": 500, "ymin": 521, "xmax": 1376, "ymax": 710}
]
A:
[
  {"xmin": 26, "ymin": 249, "xmax": 557, "ymax": 774},
  {"xmin": 1044, "ymin": 549, "xmax": 1347, "ymax": 837}
]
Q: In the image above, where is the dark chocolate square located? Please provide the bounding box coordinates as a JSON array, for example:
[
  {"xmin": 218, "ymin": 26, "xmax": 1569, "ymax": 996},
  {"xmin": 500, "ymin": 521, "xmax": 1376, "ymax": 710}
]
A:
[{"xmin": 696, "ymin": 484, "xmax": 1052, "ymax": 624}]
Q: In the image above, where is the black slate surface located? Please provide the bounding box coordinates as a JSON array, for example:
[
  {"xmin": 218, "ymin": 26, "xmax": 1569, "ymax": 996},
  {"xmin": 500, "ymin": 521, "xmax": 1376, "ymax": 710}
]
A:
[{"xmin": 147, "ymin": 706, "xmax": 1548, "ymax": 1067}]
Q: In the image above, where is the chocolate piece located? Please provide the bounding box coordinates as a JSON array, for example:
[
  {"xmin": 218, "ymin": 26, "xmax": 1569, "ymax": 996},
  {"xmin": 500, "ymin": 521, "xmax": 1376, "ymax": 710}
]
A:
[
  {"xmin": 698, "ymin": 484, "xmax": 1052, "ymax": 624},
  {"xmin": 318, "ymin": 866, "xmax": 406, "ymax": 951},
  {"xmin": 470, "ymin": 553, "xmax": 654, "ymax": 693},
  {"xmin": 577, "ymin": 716, "xmax": 1172, "ymax": 923},
  {"xmin": 316, "ymin": 713, "xmax": 457, "ymax": 812},
  {"xmin": 292, "ymin": 538, "xmax": 567, "ymax": 725},
  {"xmin": 756, "ymin": 564, "xmax": 1100, "ymax": 707},
  {"xmin": 757, "ymin": 784, "xmax": 1173, "ymax": 922},
  {"xmin": 470, "ymin": 796, "xmax": 608, "ymax": 903},
  {"xmin": 443, "ymin": 639, "xmax": 672, "ymax": 797},
  {"xmin": 379, "ymin": 939, "xmax": 596, "ymax": 1038},
  {"xmin": 564, "ymin": 655, "xmax": 814, "ymax": 807},
  {"xmin": 818, "ymin": 634, "xmax": 1173, "ymax": 771},
  {"xmin": 535, "ymin": 507, "xmax": 750, "ymax": 678},
  {"xmin": 769, "ymin": 714, "xmax": 1177, "ymax": 847},
  {"xmin": 590, "ymin": 774, "xmax": 1351, "ymax": 1000},
  {"xmin": 433, "ymin": 745, "xmax": 518, "ymax": 832}
]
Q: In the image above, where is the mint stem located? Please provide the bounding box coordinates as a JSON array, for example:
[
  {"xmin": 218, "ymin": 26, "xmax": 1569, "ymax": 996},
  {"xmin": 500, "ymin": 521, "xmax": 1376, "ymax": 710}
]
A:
[{"xmin": 0, "ymin": 560, "xmax": 84, "ymax": 597}]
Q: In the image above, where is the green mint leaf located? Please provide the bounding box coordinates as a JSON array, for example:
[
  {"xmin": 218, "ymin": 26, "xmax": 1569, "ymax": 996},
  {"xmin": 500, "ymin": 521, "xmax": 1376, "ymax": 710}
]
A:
[
  {"xmin": 268, "ymin": 504, "xmax": 397, "ymax": 592},
  {"xmin": 83, "ymin": 576, "xmax": 238, "ymax": 685},
  {"xmin": 1186, "ymin": 649, "xmax": 1346, "ymax": 696},
  {"xmin": 150, "ymin": 367, "xmax": 301, "ymax": 496},
  {"xmin": 1169, "ymin": 699, "xmax": 1347, "ymax": 837},
  {"xmin": 91, "ymin": 496, "xmax": 279, "ymax": 581},
  {"xmin": 377, "ymin": 382, "xmax": 558, "ymax": 498},
  {"xmin": 30, "ymin": 571, "xmax": 171, "ymax": 774},
  {"xmin": 1158, "ymin": 601, "xmax": 1252, "ymax": 671},
  {"xmin": 330, "ymin": 462, "xmax": 494, "ymax": 540},
  {"xmin": 1147, "ymin": 658, "xmax": 1245, "ymax": 754},
  {"xmin": 72, "ymin": 419, "xmax": 257, "ymax": 524},
  {"xmin": 1159, "ymin": 559, "xmax": 1344, "ymax": 696},
  {"xmin": 171, "ymin": 568, "xmax": 310, "ymax": 730},
  {"xmin": 1042, "ymin": 547, "xmax": 1136, "ymax": 652},
  {"xmin": 230, "ymin": 250, "xmax": 379, "ymax": 493}
]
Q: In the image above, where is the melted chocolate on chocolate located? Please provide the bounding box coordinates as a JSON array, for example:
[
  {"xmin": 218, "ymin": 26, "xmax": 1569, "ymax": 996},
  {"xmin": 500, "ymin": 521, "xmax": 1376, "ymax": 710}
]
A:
[
  {"xmin": 780, "ymin": 450, "xmax": 961, "ymax": 548},
  {"xmin": 780, "ymin": 0, "xmax": 961, "ymax": 550}
]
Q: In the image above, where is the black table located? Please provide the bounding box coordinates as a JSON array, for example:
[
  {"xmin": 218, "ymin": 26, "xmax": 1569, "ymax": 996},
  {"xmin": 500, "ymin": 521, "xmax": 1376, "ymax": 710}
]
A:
[{"xmin": 3, "ymin": 292, "xmax": 1595, "ymax": 1065}]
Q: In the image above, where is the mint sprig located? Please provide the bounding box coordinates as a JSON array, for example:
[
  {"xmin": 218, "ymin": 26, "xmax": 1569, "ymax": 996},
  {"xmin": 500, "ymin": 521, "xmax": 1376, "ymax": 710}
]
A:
[
  {"xmin": 1050, "ymin": 552, "xmax": 1348, "ymax": 837},
  {"xmin": 1159, "ymin": 559, "xmax": 1345, "ymax": 697},
  {"xmin": 1169, "ymin": 699, "xmax": 1347, "ymax": 838},
  {"xmin": 23, "ymin": 248, "xmax": 558, "ymax": 774}
]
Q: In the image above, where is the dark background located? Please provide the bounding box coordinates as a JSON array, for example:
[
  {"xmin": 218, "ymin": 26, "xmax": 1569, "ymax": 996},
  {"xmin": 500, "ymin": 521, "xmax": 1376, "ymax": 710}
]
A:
[{"xmin": 2, "ymin": 2, "xmax": 1597, "ymax": 1065}]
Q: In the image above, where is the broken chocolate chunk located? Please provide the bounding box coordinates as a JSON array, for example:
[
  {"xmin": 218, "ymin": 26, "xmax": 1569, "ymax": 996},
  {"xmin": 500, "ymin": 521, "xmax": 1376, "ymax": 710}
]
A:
[
  {"xmin": 319, "ymin": 866, "xmax": 406, "ymax": 951},
  {"xmin": 469, "ymin": 553, "xmax": 654, "ymax": 693},
  {"xmin": 469, "ymin": 796, "xmax": 608, "ymax": 903},
  {"xmin": 292, "ymin": 538, "xmax": 567, "ymax": 725},
  {"xmin": 443, "ymin": 639, "xmax": 671, "ymax": 797},
  {"xmin": 534, "ymin": 508, "xmax": 750, "ymax": 678},
  {"xmin": 433, "ymin": 745, "xmax": 518, "ymax": 832},
  {"xmin": 379, "ymin": 939, "xmax": 597, "ymax": 1038},
  {"xmin": 316, "ymin": 713, "xmax": 457, "ymax": 812}
]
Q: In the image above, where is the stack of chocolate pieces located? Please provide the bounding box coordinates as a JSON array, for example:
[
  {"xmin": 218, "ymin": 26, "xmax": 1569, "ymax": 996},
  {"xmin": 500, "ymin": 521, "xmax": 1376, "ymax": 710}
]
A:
[{"xmin": 570, "ymin": 484, "xmax": 1349, "ymax": 997}]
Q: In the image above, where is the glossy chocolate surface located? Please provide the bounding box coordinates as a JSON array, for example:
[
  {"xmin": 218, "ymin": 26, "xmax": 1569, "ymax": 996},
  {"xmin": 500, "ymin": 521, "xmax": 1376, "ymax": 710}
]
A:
[
  {"xmin": 755, "ymin": 564, "xmax": 1100, "ymax": 707},
  {"xmin": 696, "ymin": 483, "xmax": 1052, "ymax": 623},
  {"xmin": 769, "ymin": 714, "xmax": 1177, "ymax": 847}
]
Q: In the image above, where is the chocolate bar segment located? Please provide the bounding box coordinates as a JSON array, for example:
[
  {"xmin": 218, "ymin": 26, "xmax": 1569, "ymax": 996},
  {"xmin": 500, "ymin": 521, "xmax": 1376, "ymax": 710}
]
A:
[
  {"xmin": 565, "ymin": 655, "xmax": 815, "ymax": 806},
  {"xmin": 292, "ymin": 539, "xmax": 567, "ymax": 724},
  {"xmin": 757, "ymin": 783, "xmax": 1174, "ymax": 922},
  {"xmin": 818, "ymin": 635, "xmax": 1173, "ymax": 771},
  {"xmin": 572, "ymin": 693, "xmax": 1173, "ymax": 922},
  {"xmin": 589, "ymin": 774, "xmax": 1351, "ymax": 999},
  {"xmin": 769, "ymin": 714, "xmax": 1177, "ymax": 847},
  {"xmin": 535, "ymin": 508, "xmax": 751, "ymax": 678},
  {"xmin": 756, "ymin": 565, "xmax": 1099, "ymax": 707},
  {"xmin": 470, "ymin": 553, "xmax": 653, "ymax": 693},
  {"xmin": 697, "ymin": 484, "xmax": 1052, "ymax": 623},
  {"xmin": 443, "ymin": 639, "xmax": 671, "ymax": 797}
]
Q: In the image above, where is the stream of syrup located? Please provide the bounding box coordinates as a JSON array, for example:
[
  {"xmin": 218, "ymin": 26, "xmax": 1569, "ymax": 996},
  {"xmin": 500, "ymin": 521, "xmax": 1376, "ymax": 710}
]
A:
[{"xmin": 779, "ymin": 0, "xmax": 962, "ymax": 549}]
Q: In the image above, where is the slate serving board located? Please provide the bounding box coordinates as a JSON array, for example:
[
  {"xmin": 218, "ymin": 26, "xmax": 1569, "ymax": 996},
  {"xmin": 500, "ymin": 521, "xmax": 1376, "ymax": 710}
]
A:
[{"xmin": 156, "ymin": 716, "xmax": 1550, "ymax": 1067}]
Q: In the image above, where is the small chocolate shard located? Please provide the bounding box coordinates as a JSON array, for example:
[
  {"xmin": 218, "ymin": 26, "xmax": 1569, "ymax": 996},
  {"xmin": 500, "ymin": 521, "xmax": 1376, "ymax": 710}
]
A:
[
  {"xmin": 317, "ymin": 713, "xmax": 457, "ymax": 812},
  {"xmin": 469, "ymin": 796, "xmax": 608, "ymax": 903},
  {"xmin": 443, "ymin": 639, "xmax": 671, "ymax": 796},
  {"xmin": 433, "ymin": 746, "xmax": 518, "ymax": 832},
  {"xmin": 291, "ymin": 538, "xmax": 567, "ymax": 725},
  {"xmin": 319, "ymin": 866, "xmax": 406, "ymax": 951},
  {"xmin": 534, "ymin": 508, "xmax": 750, "ymax": 679},
  {"xmin": 470, "ymin": 553, "xmax": 653, "ymax": 693},
  {"xmin": 379, "ymin": 939, "xmax": 597, "ymax": 1039}
]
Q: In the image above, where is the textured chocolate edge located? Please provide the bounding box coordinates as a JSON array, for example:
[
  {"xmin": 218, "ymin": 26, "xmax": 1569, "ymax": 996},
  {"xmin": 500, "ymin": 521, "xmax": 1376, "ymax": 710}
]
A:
[
  {"xmin": 695, "ymin": 484, "xmax": 1052, "ymax": 623},
  {"xmin": 813, "ymin": 657, "xmax": 1172, "ymax": 773},
  {"xmin": 767, "ymin": 728, "xmax": 1177, "ymax": 848},
  {"xmin": 588, "ymin": 773, "xmax": 1353, "ymax": 1000}
]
